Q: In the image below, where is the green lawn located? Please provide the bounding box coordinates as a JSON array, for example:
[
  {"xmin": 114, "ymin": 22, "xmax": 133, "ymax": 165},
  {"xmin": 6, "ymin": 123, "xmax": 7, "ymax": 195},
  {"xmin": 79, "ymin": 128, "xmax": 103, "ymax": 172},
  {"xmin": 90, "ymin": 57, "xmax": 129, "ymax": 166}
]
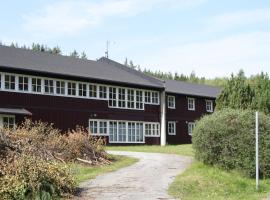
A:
[
  {"xmin": 71, "ymin": 155, "xmax": 138, "ymax": 184},
  {"xmin": 106, "ymin": 144, "xmax": 194, "ymax": 157}
]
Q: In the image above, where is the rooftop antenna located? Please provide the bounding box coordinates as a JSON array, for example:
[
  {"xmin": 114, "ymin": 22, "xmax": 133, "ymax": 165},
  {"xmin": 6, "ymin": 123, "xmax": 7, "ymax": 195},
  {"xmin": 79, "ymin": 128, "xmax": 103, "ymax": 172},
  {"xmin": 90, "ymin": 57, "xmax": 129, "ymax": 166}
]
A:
[{"xmin": 105, "ymin": 41, "xmax": 109, "ymax": 58}]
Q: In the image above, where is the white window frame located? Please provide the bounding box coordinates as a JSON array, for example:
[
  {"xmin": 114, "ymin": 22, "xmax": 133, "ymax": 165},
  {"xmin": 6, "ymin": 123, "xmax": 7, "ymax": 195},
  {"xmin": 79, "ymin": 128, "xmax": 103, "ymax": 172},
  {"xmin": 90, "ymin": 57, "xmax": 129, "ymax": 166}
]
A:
[
  {"xmin": 188, "ymin": 122, "xmax": 195, "ymax": 136},
  {"xmin": 32, "ymin": 77, "xmax": 42, "ymax": 93},
  {"xmin": 168, "ymin": 95, "xmax": 175, "ymax": 109},
  {"xmin": 168, "ymin": 121, "xmax": 176, "ymax": 135},
  {"xmin": 4, "ymin": 74, "xmax": 16, "ymax": 90},
  {"xmin": 144, "ymin": 122, "xmax": 160, "ymax": 137},
  {"xmin": 188, "ymin": 97, "xmax": 195, "ymax": 111},
  {"xmin": 206, "ymin": 100, "xmax": 213, "ymax": 112},
  {"xmin": 18, "ymin": 75, "xmax": 29, "ymax": 92},
  {"xmin": 0, "ymin": 115, "xmax": 16, "ymax": 129}
]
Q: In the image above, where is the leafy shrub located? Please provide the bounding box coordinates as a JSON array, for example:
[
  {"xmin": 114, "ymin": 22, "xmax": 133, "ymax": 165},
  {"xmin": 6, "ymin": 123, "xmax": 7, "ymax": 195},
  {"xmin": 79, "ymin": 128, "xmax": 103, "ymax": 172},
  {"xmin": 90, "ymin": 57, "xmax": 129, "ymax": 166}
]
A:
[{"xmin": 192, "ymin": 109, "xmax": 270, "ymax": 178}]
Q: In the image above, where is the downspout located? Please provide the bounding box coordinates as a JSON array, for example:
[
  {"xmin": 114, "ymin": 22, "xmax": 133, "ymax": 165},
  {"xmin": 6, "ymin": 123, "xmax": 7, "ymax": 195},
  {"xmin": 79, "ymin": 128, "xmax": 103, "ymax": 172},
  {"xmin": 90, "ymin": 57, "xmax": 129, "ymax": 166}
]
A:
[{"xmin": 160, "ymin": 81, "xmax": 166, "ymax": 146}]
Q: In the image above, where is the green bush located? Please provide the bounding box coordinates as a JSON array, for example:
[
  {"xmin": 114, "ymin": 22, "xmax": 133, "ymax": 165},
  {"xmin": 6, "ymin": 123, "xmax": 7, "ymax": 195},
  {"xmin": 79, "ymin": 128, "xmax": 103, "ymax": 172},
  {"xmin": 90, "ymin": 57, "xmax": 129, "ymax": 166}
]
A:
[{"xmin": 192, "ymin": 109, "xmax": 270, "ymax": 178}]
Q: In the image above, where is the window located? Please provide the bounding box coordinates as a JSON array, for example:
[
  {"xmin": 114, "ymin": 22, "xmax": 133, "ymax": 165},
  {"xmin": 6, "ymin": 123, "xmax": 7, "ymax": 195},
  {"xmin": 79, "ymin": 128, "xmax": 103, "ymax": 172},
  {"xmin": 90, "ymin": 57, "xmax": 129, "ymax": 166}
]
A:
[
  {"xmin": 44, "ymin": 79, "xmax": 54, "ymax": 94},
  {"xmin": 127, "ymin": 89, "xmax": 135, "ymax": 108},
  {"xmin": 145, "ymin": 123, "xmax": 160, "ymax": 137},
  {"xmin": 99, "ymin": 86, "xmax": 107, "ymax": 99},
  {"xmin": 89, "ymin": 84, "xmax": 97, "ymax": 98},
  {"xmin": 118, "ymin": 122, "xmax": 126, "ymax": 142},
  {"xmin": 109, "ymin": 121, "xmax": 118, "ymax": 142},
  {"xmin": 109, "ymin": 87, "xmax": 117, "ymax": 107},
  {"xmin": 128, "ymin": 122, "xmax": 136, "ymax": 142},
  {"xmin": 118, "ymin": 88, "xmax": 126, "ymax": 108},
  {"xmin": 78, "ymin": 83, "xmax": 87, "ymax": 97},
  {"xmin": 168, "ymin": 95, "xmax": 175, "ymax": 109},
  {"xmin": 56, "ymin": 80, "xmax": 65, "ymax": 95},
  {"xmin": 206, "ymin": 100, "xmax": 213, "ymax": 112},
  {"xmin": 145, "ymin": 91, "xmax": 151, "ymax": 103},
  {"xmin": 18, "ymin": 76, "xmax": 29, "ymax": 91},
  {"xmin": 0, "ymin": 115, "xmax": 15, "ymax": 129},
  {"xmin": 168, "ymin": 121, "xmax": 176, "ymax": 135},
  {"xmin": 152, "ymin": 92, "xmax": 159, "ymax": 104},
  {"xmin": 188, "ymin": 122, "xmax": 195, "ymax": 135},
  {"xmin": 136, "ymin": 123, "xmax": 144, "ymax": 142},
  {"xmin": 136, "ymin": 90, "xmax": 143, "ymax": 109},
  {"xmin": 188, "ymin": 97, "xmax": 195, "ymax": 111},
  {"xmin": 99, "ymin": 121, "xmax": 107, "ymax": 135},
  {"xmin": 89, "ymin": 120, "xmax": 98, "ymax": 134},
  {"xmin": 32, "ymin": 78, "xmax": 42, "ymax": 93},
  {"xmin": 4, "ymin": 75, "xmax": 15, "ymax": 90},
  {"xmin": 67, "ymin": 82, "xmax": 76, "ymax": 96}
]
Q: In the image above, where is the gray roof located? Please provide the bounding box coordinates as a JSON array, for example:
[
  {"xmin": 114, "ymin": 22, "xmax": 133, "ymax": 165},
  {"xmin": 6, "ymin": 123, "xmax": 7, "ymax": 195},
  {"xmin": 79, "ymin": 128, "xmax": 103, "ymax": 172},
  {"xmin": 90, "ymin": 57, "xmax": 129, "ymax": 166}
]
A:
[
  {"xmin": 165, "ymin": 79, "xmax": 221, "ymax": 98},
  {"xmin": 0, "ymin": 45, "xmax": 164, "ymax": 89},
  {"xmin": 0, "ymin": 108, "xmax": 32, "ymax": 115}
]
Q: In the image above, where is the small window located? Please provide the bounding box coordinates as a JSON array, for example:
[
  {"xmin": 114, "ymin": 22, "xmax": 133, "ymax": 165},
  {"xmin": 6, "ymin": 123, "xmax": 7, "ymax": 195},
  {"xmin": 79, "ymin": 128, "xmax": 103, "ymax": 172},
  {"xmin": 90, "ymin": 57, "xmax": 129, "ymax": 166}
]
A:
[
  {"xmin": 145, "ymin": 123, "xmax": 160, "ymax": 137},
  {"xmin": 99, "ymin": 121, "xmax": 108, "ymax": 135},
  {"xmin": 18, "ymin": 76, "xmax": 29, "ymax": 91},
  {"xmin": 44, "ymin": 79, "xmax": 54, "ymax": 94},
  {"xmin": 188, "ymin": 122, "xmax": 195, "ymax": 135},
  {"xmin": 67, "ymin": 82, "xmax": 76, "ymax": 96},
  {"xmin": 168, "ymin": 121, "xmax": 176, "ymax": 135},
  {"xmin": 89, "ymin": 120, "xmax": 98, "ymax": 134},
  {"xmin": 2, "ymin": 116, "xmax": 15, "ymax": 129},
  {"xmin": 78, "ymin": 83, "xmax": 87, "ymax": 97},
  {"xmin": 127, "ymin": 89, "xmax": 135, "ymax": 108},
  {"xmin": 32, "ymin": 78, "xmax": 42, "ymax": 93},
  {"xmin": 99, "ymin": 86, "xmax": 107, "ymax": 99},
  {"xmin": 168, "ymin": 95, "xmax": 175, "ymax": 109},
  {"xmin": 188, "ymin": 97, "xmax": 195, "ymax": 111},
  {"xmin": 152, "ymin": 92, "xmax": 159, "ymax": 104},
  {"xmin": 4, "ymin": 75, "xmax": 16, "ymax": 90},
  {"xmin": 206, "ymin": 100, "xmax": 213, "ymax": 112},
  {"xmin": 56, "ymin": 80, "xmax": 65, "ymax": 95},
  {"xmin": 109, "ymin": 87, "xmax": 117, "ymax": 107},
  {"xmin": 89, "ymin": 84, "xmax": 97, "ymax": 98},
  {"xmin": 136, "ymin": 90, "xmax": 143, "ymax": 109},
  {"xmin": 118, "ymin": 88, "xmax": 126, "ymax": 108},
  {"xmin": 145, "ymin": 91, "xmax": 151, "ymax": 103}
]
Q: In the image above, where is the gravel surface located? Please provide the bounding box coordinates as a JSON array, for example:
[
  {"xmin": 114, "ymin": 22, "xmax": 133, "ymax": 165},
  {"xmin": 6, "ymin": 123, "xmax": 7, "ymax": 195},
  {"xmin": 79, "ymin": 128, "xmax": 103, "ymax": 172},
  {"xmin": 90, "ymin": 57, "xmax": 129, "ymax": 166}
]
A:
[{"xmin": 74, "ymin": 151, "xmax": 193, "ymax": 200}]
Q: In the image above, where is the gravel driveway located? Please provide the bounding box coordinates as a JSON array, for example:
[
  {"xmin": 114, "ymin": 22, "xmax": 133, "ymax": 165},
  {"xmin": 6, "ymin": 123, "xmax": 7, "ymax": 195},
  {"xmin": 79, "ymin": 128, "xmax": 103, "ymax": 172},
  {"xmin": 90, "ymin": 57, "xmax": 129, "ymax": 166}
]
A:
[{"xmin": 74, "ymin": 151, "xmax": 193, "ymax": 200}]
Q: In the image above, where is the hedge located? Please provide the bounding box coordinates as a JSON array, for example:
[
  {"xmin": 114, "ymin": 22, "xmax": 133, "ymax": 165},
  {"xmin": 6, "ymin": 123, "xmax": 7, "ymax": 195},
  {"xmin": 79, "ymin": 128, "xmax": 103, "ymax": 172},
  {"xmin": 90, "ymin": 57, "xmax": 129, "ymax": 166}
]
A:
[{"xmin": 192, "ymin": 109, "xmax": 270, "ymax": 178}]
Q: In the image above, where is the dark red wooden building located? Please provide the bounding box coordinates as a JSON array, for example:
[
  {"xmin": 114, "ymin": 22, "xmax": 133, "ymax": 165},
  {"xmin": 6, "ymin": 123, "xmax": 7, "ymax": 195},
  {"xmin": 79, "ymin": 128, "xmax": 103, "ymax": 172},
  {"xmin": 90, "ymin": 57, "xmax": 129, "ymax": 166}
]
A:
[{"xmin": 0, "ymin": 46, "xmax": 221, "ymax": 145}]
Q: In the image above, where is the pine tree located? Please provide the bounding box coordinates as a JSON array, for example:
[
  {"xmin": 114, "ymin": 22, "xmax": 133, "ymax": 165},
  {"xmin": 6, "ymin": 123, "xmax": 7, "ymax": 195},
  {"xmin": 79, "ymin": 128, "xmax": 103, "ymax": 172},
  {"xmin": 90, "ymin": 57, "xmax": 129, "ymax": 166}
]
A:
[
  {"xmin": 81, "ymin": 51, "xmax": 87, "ymax": 59},
  {"xmin": 70, "ymin": 50, "xmax": 79, "ymax": 58}
]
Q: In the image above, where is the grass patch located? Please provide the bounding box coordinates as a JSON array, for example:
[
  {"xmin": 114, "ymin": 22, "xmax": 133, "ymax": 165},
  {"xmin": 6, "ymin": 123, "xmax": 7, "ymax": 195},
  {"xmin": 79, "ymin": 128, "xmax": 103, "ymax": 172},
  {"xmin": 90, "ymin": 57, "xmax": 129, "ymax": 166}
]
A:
[
  {"xmin": 169, "ymin": 161, "xmax": 270, "ymax": 200},
  {"xmin": 106, "ymin": 144, "xmax": 194, "ymax": 157},
  {"xmin": 71, "ymin": 155, "xmax": 138, "ymax": 184}
]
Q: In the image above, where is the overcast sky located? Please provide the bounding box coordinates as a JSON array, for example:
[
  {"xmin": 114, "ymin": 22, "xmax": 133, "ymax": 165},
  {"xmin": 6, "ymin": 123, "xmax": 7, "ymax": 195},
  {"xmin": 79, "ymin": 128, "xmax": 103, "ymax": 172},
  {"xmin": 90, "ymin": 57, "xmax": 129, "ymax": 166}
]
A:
[{"xmin": 1, "ymin": 0, "xmax": 269, "ymax": 78}]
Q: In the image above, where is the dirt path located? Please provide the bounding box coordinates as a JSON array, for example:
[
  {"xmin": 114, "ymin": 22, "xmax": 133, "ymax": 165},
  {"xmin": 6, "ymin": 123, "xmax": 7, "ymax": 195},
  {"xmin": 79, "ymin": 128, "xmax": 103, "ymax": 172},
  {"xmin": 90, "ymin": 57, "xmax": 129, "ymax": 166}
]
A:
[{"xmin": 74, "ymin": 151, "xmax": 193, "ymax": 200}]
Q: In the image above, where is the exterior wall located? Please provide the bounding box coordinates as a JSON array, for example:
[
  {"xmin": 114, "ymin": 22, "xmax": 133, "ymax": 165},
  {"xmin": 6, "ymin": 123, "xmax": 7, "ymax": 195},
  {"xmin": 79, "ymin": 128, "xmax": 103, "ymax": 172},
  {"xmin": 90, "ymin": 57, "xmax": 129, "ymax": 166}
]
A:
[
  {"xmin": 0, "ymin": 90, "xmax": 161, "ymax": 145},
  {"xmin": 166, "ymin": 93, "xmax": 215, "ymax": 144}
]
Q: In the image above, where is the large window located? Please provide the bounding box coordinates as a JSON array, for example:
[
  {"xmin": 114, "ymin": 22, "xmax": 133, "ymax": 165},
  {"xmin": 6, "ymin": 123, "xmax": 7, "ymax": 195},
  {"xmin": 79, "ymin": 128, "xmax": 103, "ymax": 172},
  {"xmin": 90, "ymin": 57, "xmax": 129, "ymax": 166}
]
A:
[
  {"xmin": 18, "ymin": 76, "xmax": 29, "ymax": 91},
  {"xmin": 168, "ymin": 121, "xmax": 176, "ymax": 135},
  {"xmin": 56, "ymin": 80, "xmax": 65, "ymax": 95},
  {"xmin": 109, "ymin": 87, "xmax": 117, "ymax": 107},
  {"xmin": 188, "ymin": 122, "xmax": 195, "ymax": 135},
  {"xmin": 89, "ymin": 84, "xmax": 97, "ymax": 98},
  {"xmin": 4, "ymin": 75, "xmax": 15, "ymax": 90},
  {"xmin": 206, "ymin": 100, "xmax": 213, "ymax": 112},
  {"xmin": 118, "ymin": 88, "xmax": 126, "ymax": 108},
  {"xmin": 118, "ymin": 122, "xmax": 126, "ymax": 142},
  {"xmin": 188, "ymin": 97, "xmax": 195, "ymax": 111},
  {"xmin": 32, "ymin": 78, "xmax": 42, "ymax": 93},
  {"xmin": 99, "ymin": 86, "xmax": 107, "ymax": 99},
  {"xmin": 109, "ymin": 121, "xmax": 118, "ymax": 142},
  {"xmin": 167, "ymin": 95, "xmax": 175, "ymax": 109},
  {"xmin": 78, "ymin": 83, "xmax": 87, "ymax": 97},
  {"xmin": 0, "ymin": 115, "xmax": 15, "ymax": 129},
  {"xmin": 44, "ymin": 79, "xmax": 54, "ymax": 94}
]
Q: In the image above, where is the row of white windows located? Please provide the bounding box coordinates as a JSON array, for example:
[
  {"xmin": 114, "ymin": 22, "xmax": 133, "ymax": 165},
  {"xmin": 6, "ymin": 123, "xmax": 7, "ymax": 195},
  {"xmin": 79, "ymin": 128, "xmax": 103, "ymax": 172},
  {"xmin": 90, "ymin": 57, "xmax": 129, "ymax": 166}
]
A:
[
  {"xmin": 168, "ymin": 121, "xmax": 195, "ymax": 136},
  {"xmin": 0, "ymin": 72, "xmax": 160, "ymax": 110},
  {"xmin": 0, "ymin": 115, "xmax": 15, "ymax": 129},
  {"xmin": 167, "ymin": 96, "xmax": 214, "ymax": 112},
  {"xmin": 89, "ymin": 120, "xmax": 160, "ymax": 143}
]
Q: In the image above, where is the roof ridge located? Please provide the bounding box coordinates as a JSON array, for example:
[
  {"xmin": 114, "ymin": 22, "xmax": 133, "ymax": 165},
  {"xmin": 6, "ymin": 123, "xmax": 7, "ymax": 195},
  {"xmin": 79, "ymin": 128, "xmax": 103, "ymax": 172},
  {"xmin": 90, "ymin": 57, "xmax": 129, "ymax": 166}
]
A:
[
  {"xmin": 164, "ymin": 79, "xmax": 220, "ymax": 89},
  {"xmin": 98, "ymin": 57, "xmax": 165, "ymax": 88}
]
